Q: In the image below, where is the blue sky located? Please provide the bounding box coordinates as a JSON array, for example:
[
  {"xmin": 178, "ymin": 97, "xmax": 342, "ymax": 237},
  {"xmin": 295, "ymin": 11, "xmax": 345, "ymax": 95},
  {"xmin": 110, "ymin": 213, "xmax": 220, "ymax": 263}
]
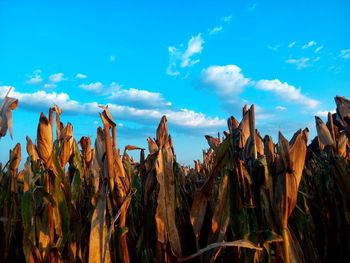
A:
[{"xmin": 1, "ymin": 0, "xmax": 350, "ymax": 165}]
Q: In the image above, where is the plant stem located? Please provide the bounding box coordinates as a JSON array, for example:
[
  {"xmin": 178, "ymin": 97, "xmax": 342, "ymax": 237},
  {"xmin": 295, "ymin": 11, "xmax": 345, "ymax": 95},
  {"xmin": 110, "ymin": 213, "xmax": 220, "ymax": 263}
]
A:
[{"xmin": 282, "ymin": 228, "xmax": 290, "ymax": 263}]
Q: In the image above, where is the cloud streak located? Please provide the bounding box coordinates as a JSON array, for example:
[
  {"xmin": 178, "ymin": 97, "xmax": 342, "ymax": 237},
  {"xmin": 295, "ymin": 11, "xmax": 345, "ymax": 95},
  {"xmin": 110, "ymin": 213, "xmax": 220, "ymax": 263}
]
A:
[
  {"xmin": 25, "ymin": 70, "xmax": 43, "ymax": 85},
  {"xmin": 208, "ymin": 26, "xmax": 223, "ymax": 35},
  {"xmin": 108, "ymin": 84, "xmax": 172, "ymax": 108},
  {"xmin": 79, "ymin": 82, "xmax": 171, "ymax": 108},
  {"xmin": 285, "ymin": 57, "xmax": 311, "ymax": 69},
  {"xmin": 79, "ymin": 82, "xmax": 104, "ymax": 92},
  {"xmin": 256, "ymin": 79, "xmax": 319, "ymax": 108},
  {"xmin": 200, "ymin": 64, "xmax": 319, "ymax": 112},
  {"xmin": 76, "ymin": 73, "xmax": 87, "ymax": 79},
  {"xmin": 167, "ymin": 34, "xmax": 204, "ymax": 76},
  {"xmin": 340, "ymin": 49, "xmax": 350, "ymax": 59},
  {"xmin": 0, "ymin": 86, "xmax": 225, "ymax": 133},
  {"xmin": 49, "ymin": 73, "xmax": 65, "ymax": 83},
  {"xmin": 302, "ymin": 40, "xmax": 317, "ymax": 49}
]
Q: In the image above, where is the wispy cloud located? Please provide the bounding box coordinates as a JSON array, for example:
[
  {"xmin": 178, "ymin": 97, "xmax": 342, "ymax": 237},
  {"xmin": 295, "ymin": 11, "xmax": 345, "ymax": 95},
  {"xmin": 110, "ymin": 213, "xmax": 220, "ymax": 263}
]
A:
[
  {"xmin": 340, "ymin": 49, "xmax": 350, "ymax": 59},
  {"xmin": 268, "ymin": 44, "xmax": 280, "ymax": 51},
  {"xmin": 25, "ymin": 70, "xmax": 43, "ymax": 85},
  {"xmin": 328, "ymin": 65, "xmax": 342, "ymax": 74},
  {"xmin": 75, "ymin": 73, "xmax": 87, "ymax": 79},
  {"xmin": 79, "ymin": 82, "xmax": 171, "ymax": 108},
  {"xmin": 44, "ymin": 83, "xmax": 57, "ymax": 89},
  {"xmin": 201, "ymin": 64, "xmax": 320, "ymax": 114},
  {"xmin": 0, "ymin": 86, "xmax": 225, "ymax": 132},
  {"xmin": 49, "ymin": 73, "xmax": 65, "ymax": 83},
  {"xmin": 315, "ymin": 109, "xmax": 335, "ymax": 117},
  {"xmin": 208, "ymin": 26, "xmax": 223, "ymax": 35},
  {"xmin": 314, "ymin": 45, "xmax": 323, "ymax": 53},
  {"xmin": 221, "ymin": 14, "xmax": 232, "ymax": 23},
  {"xmin": 285, "ymin": 57, "xmax": 311, "ymax": 69},
  {"xmin": 302, "ymin": 40, "xmax": 317, "ymax": 50},
  {"xmin": 275, "ymin": 106, "xmax": 287, "ymax": 111},
  {"xmin": 256, "ymin": 79, "xmax": 319, "ymax": 108},
  {"xmin": 288, "ymin": 41, "xmax": 296, "ymax": 48},
  {"xmin": 110, "ymin": 55, "xmax": 116, "ymax": 62},
  {"xmin": 167, "ymin": 33, "xmax": 204, "ymax": 76},
  {"xmin": 108, "ymin": 83, "xmax": 172, "ymax": 108},
  {"xmin": 79, "ymin": 82, "xmax": 104, "ymax": 92},
  {"xmin": 181, "ymin": 34, "xmax": 204, "ymax": 67}
]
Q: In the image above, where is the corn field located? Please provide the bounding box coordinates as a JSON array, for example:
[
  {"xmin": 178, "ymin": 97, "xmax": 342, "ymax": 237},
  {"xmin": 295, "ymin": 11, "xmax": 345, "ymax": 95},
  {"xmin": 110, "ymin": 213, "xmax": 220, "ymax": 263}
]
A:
[{"xmin": 0, "ymin": 89, "xmax": 350, "ymax": 263}]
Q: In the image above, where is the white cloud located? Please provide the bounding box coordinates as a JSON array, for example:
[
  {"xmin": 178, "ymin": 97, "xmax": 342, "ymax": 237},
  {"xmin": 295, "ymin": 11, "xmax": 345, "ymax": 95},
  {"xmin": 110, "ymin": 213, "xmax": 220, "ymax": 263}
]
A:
[
  {"xmin": 340, "ymin": 49, "xmax": 350, "ymax": 59},
  {"xmin": 108, "ymin": 84, "xmax": 171, "ymax": 108},
  {"xmin": 315, "ymin": 109, "xmax": 335, "ymax": 117},
  {"xmin": 166, "ymin": 63, "xmax": 180, "ymax": 76},
  {"xmin": 79, "ymin": 82, "xmax": 171, "ymax": 108},
  {"xmin": 256, "ymin": 79, "xmax": 319, "ymax": 108},
  {"xmin": 314, "ymin": 45, "xmax": 323, "ymax": 53},
  {"xmin": 201, "ymin": 65, "xmax": 251, "ymax": 96},
  {"xmin": 328, "ymin": 65, "xmax": 342, "ymax": 74},
  {"xmin": 275, "ymin": 106, "xmax": 287, "ymax": 111},
  {"xmin": 222, "ymin": 14, "xmax": 232, "ymax": 23},
  {"xmin": 75, "ymin": 73, "xmax": 87, "ymax": 79},
  {"xmin": 268, "ymin": 44, "xmax": 280, "ymax": 51},
  {"xmin": 302, "ymin": 40, "xmax": 317, "ymax": 49},
  {"xmin": 0, "ymin": 86, "xmax": 95, "ymax": 113},
  {"xmin": 285, "ymin": 57, "xmax": 311, "ymax": 69},
  {"xmin": 79, "ymin": 82, "xmax": 104, "ymax": 92},
  {"xmin": 167, "ymin": 34, "xmax": 204, "ymax": 76},
  {"xmin": 25, "ymin": 70, "xmax": 43, "ymax": 85},
  {"xmin": 49, "ymin": 73, "xmax": 65, "ymax": 83},
  {"xmin": 288, "ymin": 41, "xmax": 296, "ymax": 48},
  {"xmin": 44, "ymin": 83, "xmax": 57, "ymax": 89},
  {"xmin": 0, "ymin": 86, "xmax": 225, "ymax": 132},
  {"xmin": 209, "ymin": 26, "xmax": 223, "ymax": 35},
  {"xmin": 181, "ymin": 34, "xmax": 204, "ymax": 67},
  {"xmin": 110, "ymin": 55, "xmax": 116, "ymax": 62}
]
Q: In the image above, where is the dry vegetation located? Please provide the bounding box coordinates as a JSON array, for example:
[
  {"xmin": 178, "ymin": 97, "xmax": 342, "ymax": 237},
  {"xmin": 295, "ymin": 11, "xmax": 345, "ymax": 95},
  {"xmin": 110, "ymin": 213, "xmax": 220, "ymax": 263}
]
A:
[{"xmin": 0, "ymin": 89, "xmax": 350, "ymax": 263}]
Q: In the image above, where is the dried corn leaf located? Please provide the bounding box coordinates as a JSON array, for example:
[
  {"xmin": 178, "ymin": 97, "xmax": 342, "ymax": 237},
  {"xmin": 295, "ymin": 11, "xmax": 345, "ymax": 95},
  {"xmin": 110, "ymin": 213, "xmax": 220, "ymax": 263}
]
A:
[
  {"xmin": 278, "ymin": 131, "xmax": 292, "ymax": 173},
  {"xmin": 26, "ymin": 136, "xmax": 40, "ymax": 162},
  {"xmin": 155, "ymin": 138, "xmax": 182, "ymax": 256},
  {"xmin": 337, "ymin": 133, "xmax": 348, "ymax": 157},
  {"xmin": 125, "ymin": 145, "xmax": 145, "ymax": 151},
  {"xmin": 178, "ymin": 239, "xmax": 262, "ymax": 262},
  {"xmin": 51, "ymin": 104, "xmax": 62, "ymax": 139},
  {"xmin": 94, "ymin": 127, "xmax": 105, "ymax": 168},
  {"xmin": 289, "ymin": 129, "xmax": 308, "ymax": 188},
  {"xmin": 156, "ymin": 116, "xmax": 168, "ymax": 147},
  {"xmin": 147, "ymin": 137, "xmax": 158, "ymax": 154},
  {"xmin": 228, "ymin": 116, "xmax": 239, "ymax": 133},
  {"xmin": 59, "ymin": 123, "xmax": 74, "ymax": 167},
  {"xmin": 9, "ymin": 143, "xmax": 21, "ymax": 171},
  {"xmin": 88, "ymin": 182, "xmax": 111, "ymax": 263},
  {"xmin": 315, "ymin": 116, "xmax": 334, "ymax": 147},
  {"xmin": 238, "ymin": 109, "xmax": 250, "ymax": 149},
  {"xmin": 37, "ymin": 113, "xmax": 53, "ymax": 166},
  {"xmin": 0, "ymin": 88, "xmax": 18, "ymax": 139},
  {"xmin": 209, "ymin": 174, "xmax": 230, "ymax": 242},
  {"xmin": 205, "ymin": 135, "xmax": 220, "ymax": 152},
  {"xmin": 99, "ymin": 105, "xmax": 116, "ymax": 127},
  {"xmin": 263, "ymin": 135, "xmax": 275, "ymax": 170},
  {"xmin": 335, "ymin": 96, "xmax": 350, "ymax": 120}
]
